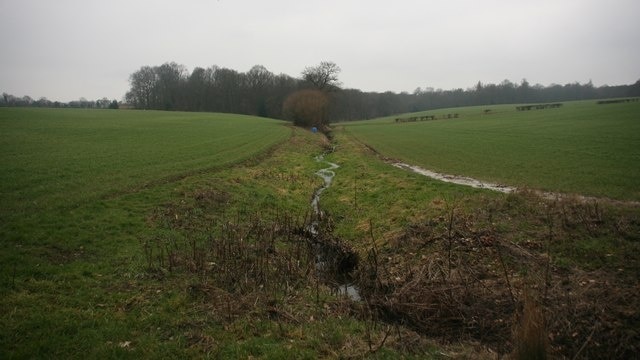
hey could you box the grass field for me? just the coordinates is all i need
[0,108,295,358]
[1,105,639,358]
[0,108,290,211]
[341,100,640,201]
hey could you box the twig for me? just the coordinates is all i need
[371,325,393,353]
[572,321,598,360]
[494,243,516,305]
[447,202,455,278]
[12,261,17,289]
[544,201,555,303]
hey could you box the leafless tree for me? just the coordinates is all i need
[302,61,342,91]
[125,66,157,109]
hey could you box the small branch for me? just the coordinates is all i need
[371,325,393,353]
[495,243,516,305]
[572,321,598,360]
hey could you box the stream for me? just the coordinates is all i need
[311,152,340,221]
[310,148,361,301]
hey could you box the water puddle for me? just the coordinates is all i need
[392,161,640,207]
[337,282,361,301]
[392,162,516,193]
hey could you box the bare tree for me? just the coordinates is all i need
[302,61,342,91]
[125,66,157,109]
[155,62,188,110]
[246,65,274,89]
[246,65,275,116]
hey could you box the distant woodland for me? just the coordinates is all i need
[3,61,639,123]
[122,62,640,122]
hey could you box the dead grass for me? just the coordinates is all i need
[513,293,548,360]
[352,191,640,358]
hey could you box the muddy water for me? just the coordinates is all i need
[311,150,361,301]
[392,161,640,207]
[392,162,516,193]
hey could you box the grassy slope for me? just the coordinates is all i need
[1,109,453,359]
[0,108,289,210]
[0,108,289,358]
[341,100,640,201]
[322,126,493,246]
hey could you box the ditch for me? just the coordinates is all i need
[310,146,361,301]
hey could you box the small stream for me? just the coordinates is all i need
[310,148,361,301]
[311,152,340,221]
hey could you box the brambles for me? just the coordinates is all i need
[144,211,315,294]
[144,199,362,318]
[348,191,640,358]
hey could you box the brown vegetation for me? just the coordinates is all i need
[353,192,640,358]
[283,89,329,128]
[144,172,639,358]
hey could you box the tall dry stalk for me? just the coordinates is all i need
[513,293,548,360]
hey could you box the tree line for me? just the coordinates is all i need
[330,79,640,121]
[0,93,119,109]
[124,61,640,122]
[4,61,639,123]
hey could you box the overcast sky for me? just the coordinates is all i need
[1,0,639,102]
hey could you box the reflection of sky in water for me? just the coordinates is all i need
[337,284,361,301]
[311,154,340,215]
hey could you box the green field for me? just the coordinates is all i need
[1,105,639,358]
[0,108,298,358]
[342,100,640,201]
[0,108,289,211]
